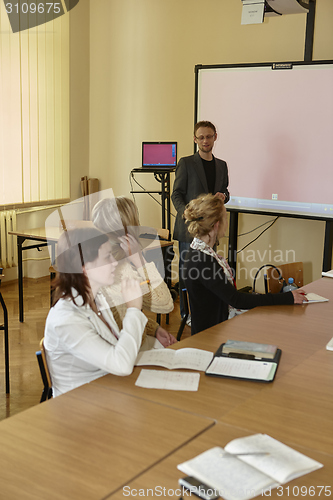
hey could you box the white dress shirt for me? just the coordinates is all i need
[44,290,147,397]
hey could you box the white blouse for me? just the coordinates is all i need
[44,290,147,397]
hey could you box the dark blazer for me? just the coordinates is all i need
[171,152,230,242]
[184,248,294,335]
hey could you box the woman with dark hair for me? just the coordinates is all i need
[44,227,147,396]
[183,194,307,335]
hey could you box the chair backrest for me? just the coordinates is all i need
[36,338,53,402]
[266,262,304,293]
[156,228,170,241]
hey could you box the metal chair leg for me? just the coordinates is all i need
[177,288,189,341]
[0,291,10,394]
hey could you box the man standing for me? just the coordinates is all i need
[171,120,230,321]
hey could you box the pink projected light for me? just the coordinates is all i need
[197,63,333,218]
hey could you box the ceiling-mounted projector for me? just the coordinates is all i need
[265,0,309,16]
[241,0,309,24]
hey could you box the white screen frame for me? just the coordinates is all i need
[195,61,333,220]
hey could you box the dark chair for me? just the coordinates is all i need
[36,338,52,402]
[177,288,190,341]
[0,269,10,394]
[49,265,56,306]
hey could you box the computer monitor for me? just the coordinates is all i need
[142,142,177,169]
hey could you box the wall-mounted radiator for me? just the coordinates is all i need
[0,210,18,268]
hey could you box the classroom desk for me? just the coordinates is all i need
[9,227,174,322]
[94,277,333,427]
[9,227,59,322]
[109,423,333,500]
[0,382,215,500]
[0,277,331,499]
[103,276,332,498]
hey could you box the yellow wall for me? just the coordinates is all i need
[70,0,333,290]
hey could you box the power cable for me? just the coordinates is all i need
[129,172,177,219]
[236,216,279,254]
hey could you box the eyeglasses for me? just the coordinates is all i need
[195,134,215,141]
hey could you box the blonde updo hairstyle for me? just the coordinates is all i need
[183,193,224,239]
[92,196,140,235]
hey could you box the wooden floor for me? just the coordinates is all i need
[0,277,189,421]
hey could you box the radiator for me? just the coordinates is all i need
[0,210,18,268]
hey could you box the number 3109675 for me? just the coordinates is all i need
[275,485,331,496]
[5,3,61,14]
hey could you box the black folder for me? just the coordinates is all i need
[205,343,281,383]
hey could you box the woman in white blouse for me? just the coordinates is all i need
[44,227,147,397]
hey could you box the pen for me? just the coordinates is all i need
[140,280,150,286]
[228,353,255,360]
[220,452,269,457]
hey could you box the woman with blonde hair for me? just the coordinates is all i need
[92,196,176,348]
[183,194,307,335]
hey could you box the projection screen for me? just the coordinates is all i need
[195,61,333,219]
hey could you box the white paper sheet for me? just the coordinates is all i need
[135,369,200,391]
[303,293,329,303]
[206,357,275,381]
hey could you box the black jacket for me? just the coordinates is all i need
[184,248,294,335]
[171,152,229,242]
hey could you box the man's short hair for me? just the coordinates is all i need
[194,121,216,136]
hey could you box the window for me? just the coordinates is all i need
[0,4,70,207]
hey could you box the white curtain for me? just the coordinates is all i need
[0,3,70,206]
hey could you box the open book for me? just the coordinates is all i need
[205,343,281,382]
[178,434,323,500]
[205,356,278,382]
[135,348,213,372]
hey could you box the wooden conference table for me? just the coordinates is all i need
[0,277,332,499]
[108,278,333,499]
[0,384,215,500]
[9,226,174,322]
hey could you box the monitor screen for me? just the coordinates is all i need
[142,142,177,168]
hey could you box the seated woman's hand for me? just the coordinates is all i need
[118,234,144,268]
[121,278,143,310]
[292,288,308,304]
[214,192,226,202]
[155,326,177,347]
